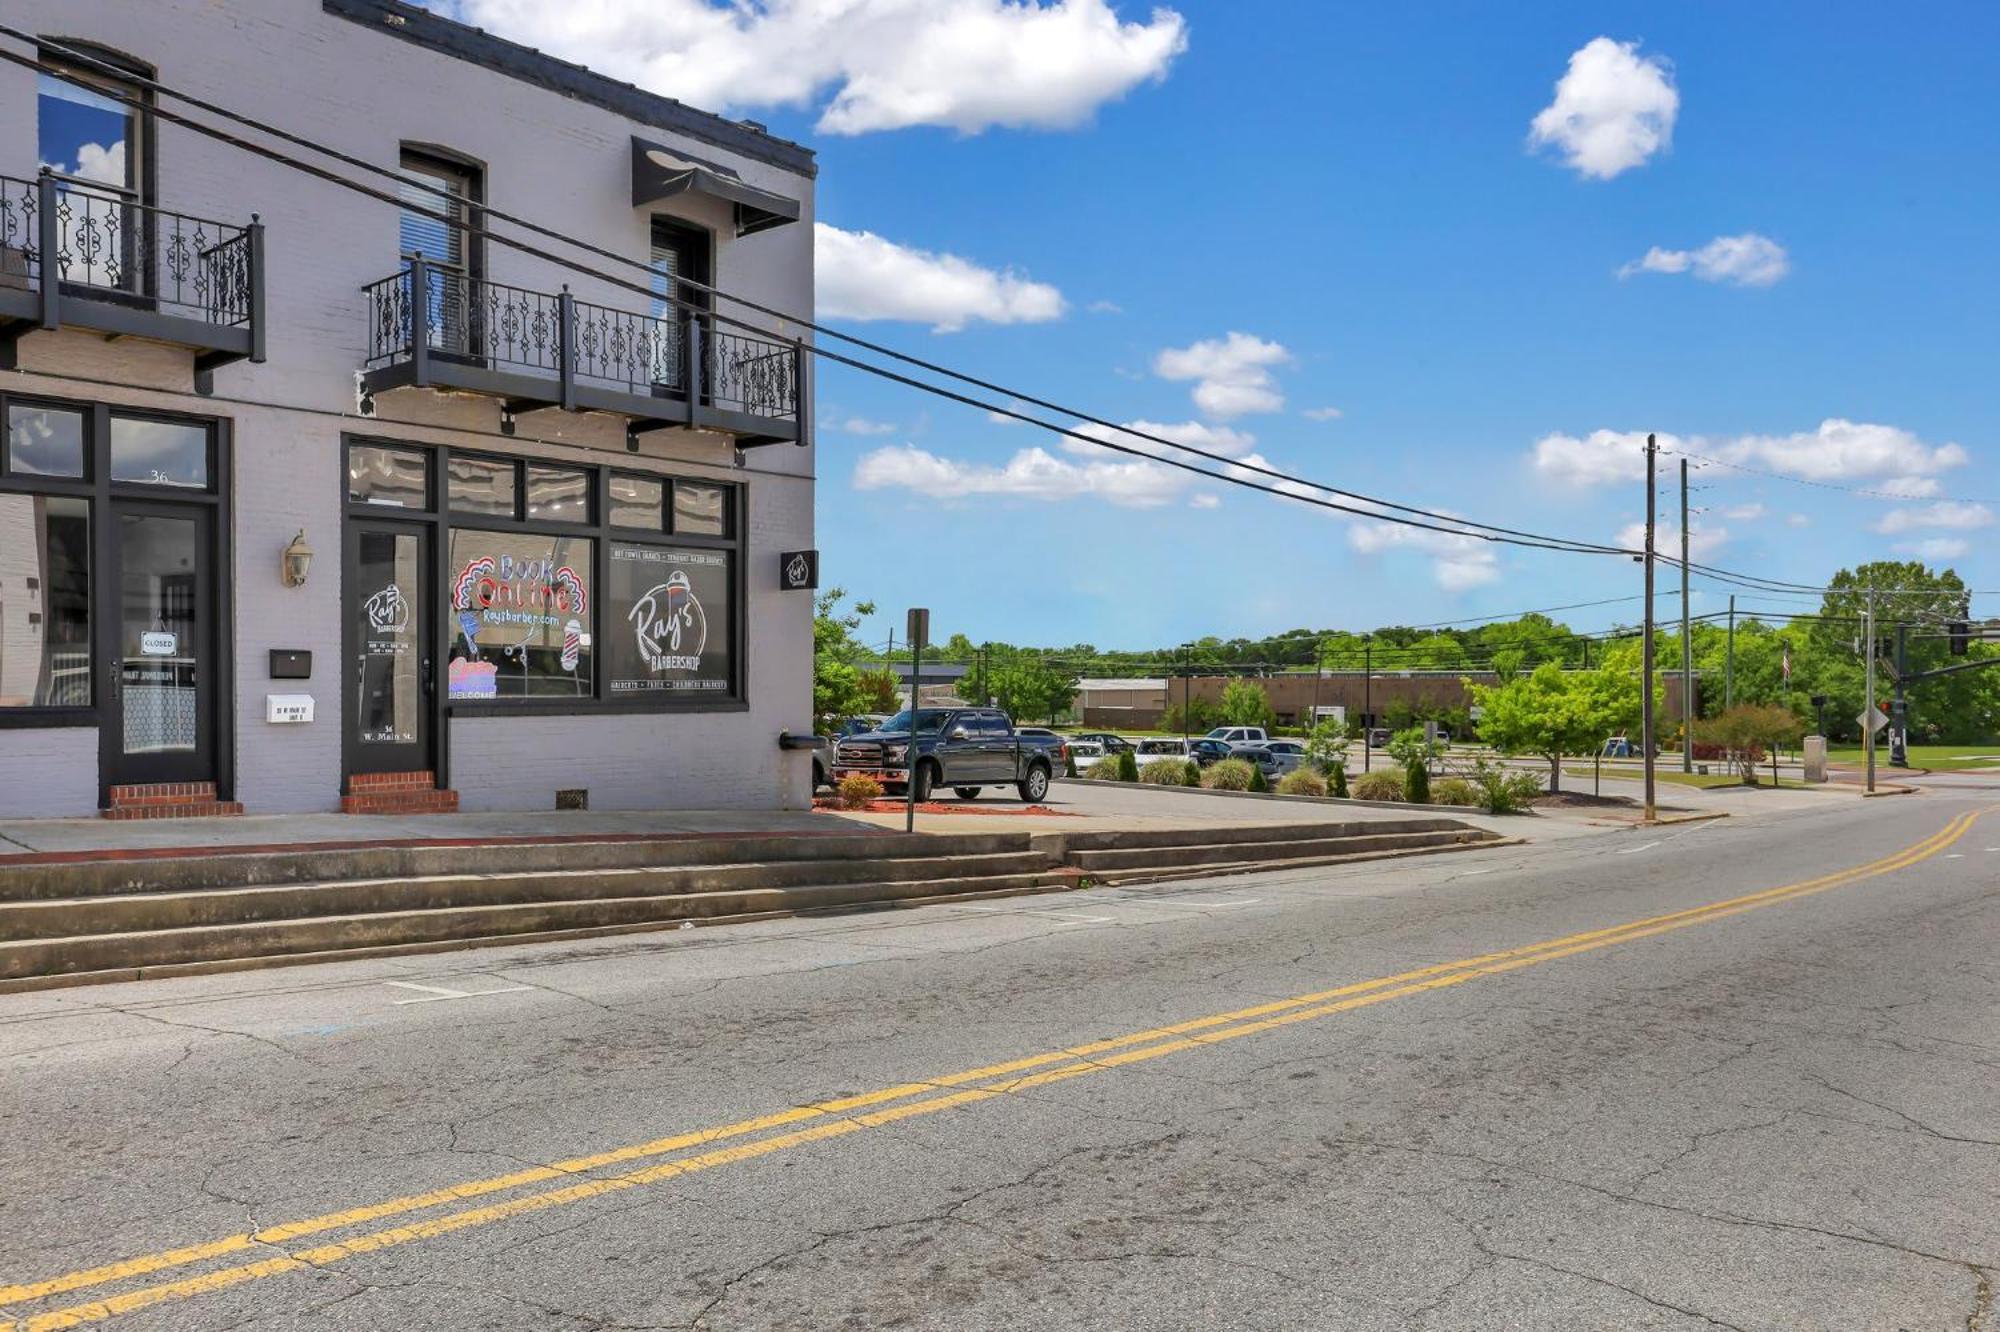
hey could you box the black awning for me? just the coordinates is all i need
[630,137,801,236]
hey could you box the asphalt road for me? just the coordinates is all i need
[3,790,1997,1330]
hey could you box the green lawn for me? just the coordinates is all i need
[1825,745,2000,772]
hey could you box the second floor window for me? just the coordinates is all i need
[37,53,147,294]
[398,149,480,355]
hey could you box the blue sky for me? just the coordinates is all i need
[448,1,2000,651]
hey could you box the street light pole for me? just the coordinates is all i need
[1724,595,1735,710]
[1680,458,1693,775]
[1864,586,1877,794]
[1642,434,1658,823]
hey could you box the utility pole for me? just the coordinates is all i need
[1642,435,1658,822]
[1863,586,1877,794]
[1363,634,1374,772]
[1309,637,1323,732]
[1724,595,1736,710]
[1680,458,1693,774]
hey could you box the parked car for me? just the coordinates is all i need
[1206,726,1269,746]
[1233,739,1307,779]
[832,708,1065,802]
[1136,738,1189,759]
[1066,740,1106,768]
[1187,738,1235,767]
[1073,731,1134,753]
[836,714,891,738]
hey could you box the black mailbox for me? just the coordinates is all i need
[269,649,313,680]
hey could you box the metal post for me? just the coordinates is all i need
[1724,594,1736,710]
[1179,645,1190,748]
[246,216,267,365]
[1864,586,1877,794]
[1642,435,1658,822]
[685,311,706,431]
[407,253,431,387]
[36,171,62,331]
[905,632,922,833]
[1680,458,1693,774]
[1310,638,1323,732]
[556,286,577,412]
[1891,623,1908,768]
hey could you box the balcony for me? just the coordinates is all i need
[360,260,805,448]
[0,171,265,393]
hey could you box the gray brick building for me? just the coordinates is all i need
[0,1,819,817]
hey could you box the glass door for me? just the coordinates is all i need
[348,520,434,775]
[108,504,214,784]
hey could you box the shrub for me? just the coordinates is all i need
[1404,762,1431,804]
[1202,758,1257,791]
[1329,764,1349,798]
[835,773,884,809]
[1116,749,1140,783]
[1432,777,1478,806]
[1276,768,1328,797]
[1140,759,1189,785]
[1084,757,1122,781]
[1183,759,1202,786]
[1352,769,1406,802]
[1467,760,1544,814]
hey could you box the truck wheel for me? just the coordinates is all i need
[1018,764,1050,803]
[911,761,937,803]
[954,787,982,801]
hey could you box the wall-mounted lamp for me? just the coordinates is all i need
[281,529,315,588]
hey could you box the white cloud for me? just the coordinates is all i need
[1346,520,1501,592]
[1719,503,1767,521]
[1303,406,1344,422]
[455,0,1187,136]
[1086,299,1124,315]
[1879,476,1943,498]
[1896,537,1971,561]
[1060,417,1259,463]
[1786,513,1810,528]
[1619,233,1790,287]
[836,416,898,436]
[1153,332,1292,419]
[1188,493,1221,510]
[855,443,1195,508]
[815,223,1064,332]
[1532,420,1971,490]
[1872,501,1994,535]
[1528,37,1678,179]
[1616,520,1730,562]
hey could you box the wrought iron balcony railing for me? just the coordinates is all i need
[0,171,265,392]
[361,259,804,447]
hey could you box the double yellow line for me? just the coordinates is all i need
[3,808,1985,1331]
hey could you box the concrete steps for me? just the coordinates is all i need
[0,817,1507,989]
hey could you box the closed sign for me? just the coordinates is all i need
[140,631,178,656]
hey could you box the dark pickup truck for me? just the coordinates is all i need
[831,707,1065,802]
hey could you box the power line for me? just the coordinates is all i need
[1661,445,1992,506]
[7,31,1633,561]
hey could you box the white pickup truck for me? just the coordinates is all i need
[1206,726,1269,746]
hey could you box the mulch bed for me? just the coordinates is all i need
[812,798,1070,818]
[1532,791,1637,809]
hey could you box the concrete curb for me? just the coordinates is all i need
[1052,776,1527,817]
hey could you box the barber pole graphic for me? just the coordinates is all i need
[561,619,582,672]
[452,557,496,610]
[459,610,482,653]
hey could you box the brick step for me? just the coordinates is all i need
[106,782,220,808]
[348,771,442,792]
[340,789,460,816]
[102,801,245,821]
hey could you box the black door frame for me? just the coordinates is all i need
[100,498,219,789]
[342,515,438,782]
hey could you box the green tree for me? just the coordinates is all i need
[855,668,900,714]
[1302,717,1351,777]
[1219,679,1276,727]
[1470,663,1643,793]
[992,658,1078,724]
[813,587,877,730]
[1386,727,1443,802]
[1692,704,1806,782]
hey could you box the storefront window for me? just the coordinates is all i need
[609,474,664,530]
[349,444,429,508]
[444,529,593,699]
[525,465,590,523]
[448,456,515,516]
[606,543,732,695]
[110,417,209,488]
[7,404,86,478]
[0,495,91,708]
[672,481,727,536]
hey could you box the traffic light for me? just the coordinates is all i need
[1949,621,1970,656]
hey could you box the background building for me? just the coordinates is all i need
[0,0,818,816]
